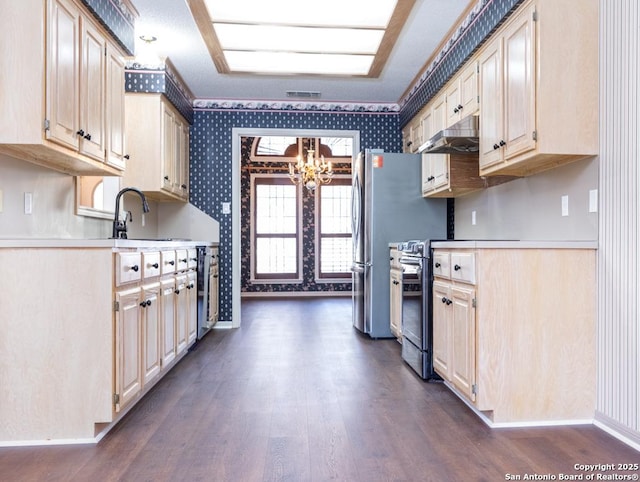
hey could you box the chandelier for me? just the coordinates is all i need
[288,149,334,191]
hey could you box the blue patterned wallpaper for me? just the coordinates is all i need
[190,109,401,321]
[80,0,136,55]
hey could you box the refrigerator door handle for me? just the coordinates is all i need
[351,262,371,273]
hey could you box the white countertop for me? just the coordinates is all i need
[430,240,597,249]
[0,238,218,249]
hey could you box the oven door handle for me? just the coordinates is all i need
[399,256,422,266]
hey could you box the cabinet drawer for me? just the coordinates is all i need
[433,252,451,278]
[161,250,176,275]
[176,249,189,271]
[187,248,198,270]
[450,252,476,284]
[142,251,161,279]
[115,252,142,286]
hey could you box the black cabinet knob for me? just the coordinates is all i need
[139,301,146,308]
[427,176,435,181]
[453,107,459,114]
[164,176,170,181]
[169,260,175,266]
[493,143,500,150]
[76,129,85,136]
[441,297,447,303]
[124,154,130,160]
[175,288,180,294]
[454,264,461,271]
[446,299,452,305]
[435,262,441,268]
[499,140,506,146]
[131,265,139,272]
[84,133,91,140]
[151,263,159,269]
[181,184,187,190]
[457,104,463,110]
[180,258,187,263]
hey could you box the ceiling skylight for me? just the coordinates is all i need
[187,0,416,77]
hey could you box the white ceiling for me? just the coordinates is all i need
[130,0,471,104]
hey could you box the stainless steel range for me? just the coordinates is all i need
[397,240,438,380]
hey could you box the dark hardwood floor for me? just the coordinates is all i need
[1,298,637,481]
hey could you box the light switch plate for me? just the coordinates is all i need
[589,189,598,213]
[471,210,476,225]
[24,192,33,215]
[561,195,569,217]
[222,202,231,214]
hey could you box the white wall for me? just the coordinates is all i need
[0,153,219,242]
[0,154,111,238]
[455,156,598,241]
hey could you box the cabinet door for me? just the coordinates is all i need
[209,259,219,324]
[115,286,142,412]
[451,286,476,402]
[445,78,461,128]
[478,37,504,170]
[432,280,452,380]
[432,92,447,134]
[46,0,81,150]
[175,274,188,355]
[187,271,197,344]
[431,155,449,191]
[460,61,479,116]
[503,2,536,160]
[106,44,126,170]
[421,153,433,194]
[78,18,106,161]
[161,278,176,367]
[161,104,175,193]
[141,282,161,385]
[389,269,402,339]
[178,121,190,198]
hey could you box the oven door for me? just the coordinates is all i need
[400,256,424,350]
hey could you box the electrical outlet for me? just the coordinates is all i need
[561,195,569,217]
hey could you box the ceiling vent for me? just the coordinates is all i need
[286,91,322,99]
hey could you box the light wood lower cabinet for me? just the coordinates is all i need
[114,285,143,412]
[0,244,205,445]
[432,246,596,425]
[390,268,403,341]
[141,282,161,386]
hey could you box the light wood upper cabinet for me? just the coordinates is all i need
[445,61,479,127]
[78,16,107,161]
[46,0,81,152]
[124,94,190,202]
[106,45,127,170]
[0,0,129,176]
[478,0,598,176]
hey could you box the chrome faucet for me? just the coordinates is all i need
[112,187,150,239]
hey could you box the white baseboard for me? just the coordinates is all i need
[594,412,640,452]
[444,380,594,429]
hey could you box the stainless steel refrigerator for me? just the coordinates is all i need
[351,149,447,338]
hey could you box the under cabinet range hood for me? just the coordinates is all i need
[418,114,479,154]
